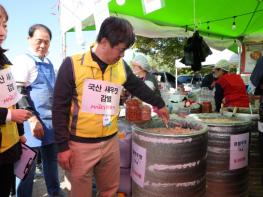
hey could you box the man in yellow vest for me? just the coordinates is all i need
[52,16,169,197]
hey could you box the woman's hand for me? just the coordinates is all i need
[28,116,44,139]
[11,109,32,123]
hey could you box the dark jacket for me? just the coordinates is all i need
[250,56,263,95]
[201,73,215,90]
[180,31,212,71]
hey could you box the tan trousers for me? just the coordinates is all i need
[66,136,120,197]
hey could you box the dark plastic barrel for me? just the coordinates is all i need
[191,113,251,197]
[224,112,263,197]
[131,118,208,197]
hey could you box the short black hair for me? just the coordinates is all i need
[28,24,52,40]
[97,16,135,48]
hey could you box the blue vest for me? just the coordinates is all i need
[23,54,55,147]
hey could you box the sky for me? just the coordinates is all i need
[1,0,97,70]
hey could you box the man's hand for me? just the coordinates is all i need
[58,149,72,171]
[11,109,32,123]
[28,116,44,139]
[155,106,170,125]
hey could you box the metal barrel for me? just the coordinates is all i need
[224,112,263,197]
[190,113,251,197]
[131,118,208,197]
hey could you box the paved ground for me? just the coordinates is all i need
[32,167,69,197]
[31,167,97,197]
[20,166,263,197]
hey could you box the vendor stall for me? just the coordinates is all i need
[58,1,263,197]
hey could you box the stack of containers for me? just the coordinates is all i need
[117,118,133,197]
[224,111,263,197]
[190,113,251,197]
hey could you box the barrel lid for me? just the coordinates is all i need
[132,118,208,137]
[189,113,251,126]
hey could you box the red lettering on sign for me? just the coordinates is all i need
[3,93,16,103]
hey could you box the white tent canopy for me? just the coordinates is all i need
[59,0,242,53]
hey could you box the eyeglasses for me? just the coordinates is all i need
[112,46,126,54]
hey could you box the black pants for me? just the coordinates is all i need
[0,163,14,197]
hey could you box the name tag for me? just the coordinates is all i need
[81,79,122,115]
[0,67,22,108]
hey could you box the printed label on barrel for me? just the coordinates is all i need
[131,142,146,188]
[229,132,249,170]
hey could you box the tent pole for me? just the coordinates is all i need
[176,67,178,90]
[59,0,66,62]
[193,0,196,31]
[175,60,178,90]
[61,32,67,60]
[237,44,241,74]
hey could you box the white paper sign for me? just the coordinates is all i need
[81,79,122,115]
[131,142,146,188]
[0,67,22,108]
[142,0,164,14]
[229,132,249,170]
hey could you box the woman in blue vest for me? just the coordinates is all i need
[12,24,63,197]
